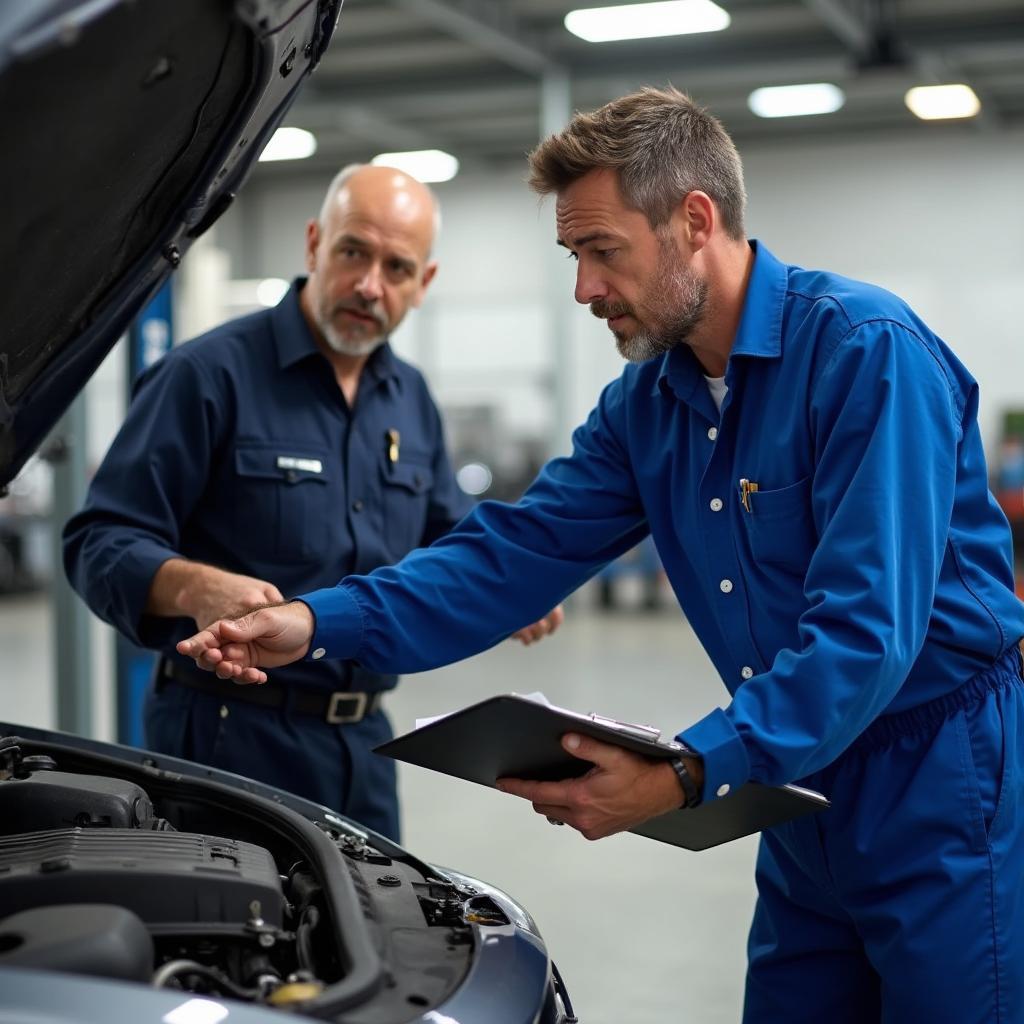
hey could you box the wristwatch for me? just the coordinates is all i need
[669,756,702,809]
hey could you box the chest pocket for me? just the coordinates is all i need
[739,474,816,574]
[232,444,335,563]
[380,454,434,558]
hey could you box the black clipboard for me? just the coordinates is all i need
[375,694,829,852]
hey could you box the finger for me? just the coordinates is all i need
[546,606,565,635]
[266,585,285,604]
[234,667,267,685]
[496,777,574,804]
[176,630,219,658]
[532,802,573,822]
[197,648,224,669]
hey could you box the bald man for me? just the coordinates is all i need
[63,165,561,840]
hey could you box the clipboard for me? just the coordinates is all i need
[375,694,829,852]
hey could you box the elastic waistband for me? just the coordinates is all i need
[851,645,1024,755]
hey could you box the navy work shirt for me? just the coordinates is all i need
[63,280,471,692]
[298,242,1024,798]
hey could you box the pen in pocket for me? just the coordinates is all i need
[739,478,759,512]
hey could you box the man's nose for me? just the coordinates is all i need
[574,264,607,305]
[355,263,384,302]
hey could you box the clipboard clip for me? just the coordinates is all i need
[588,713,663,742]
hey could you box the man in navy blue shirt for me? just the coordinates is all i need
[63,164,562,841]
[179,91,1024,1021]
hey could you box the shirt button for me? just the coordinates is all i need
[707,427,718,441]
[709,498,724,512]
[741,666,754,680]
[351,500,364,513]
[311,647,326,660]
[219,705,229,719]
[719,579,733,593]
[716,784,731,798]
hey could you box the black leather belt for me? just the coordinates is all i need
[159,660,383,725]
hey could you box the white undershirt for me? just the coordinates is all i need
[704,374,729,413]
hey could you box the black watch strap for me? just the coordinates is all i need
[669,757,702,809]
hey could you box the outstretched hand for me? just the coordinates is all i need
[496,733,697,840]
[175,600,316,684]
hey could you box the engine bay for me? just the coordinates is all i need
[0,733,514,1021]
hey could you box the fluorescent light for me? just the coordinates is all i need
[748,83,846,118]
[371,149,459,183]
[258,126,317,162]
[905,84,980,121]
[565,0,730,42]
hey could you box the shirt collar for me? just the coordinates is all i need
[270,277,402,391]
[654,239,787,401]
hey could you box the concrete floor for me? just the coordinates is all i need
[0,587,757,1023]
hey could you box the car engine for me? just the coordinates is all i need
[0,732,573,1021]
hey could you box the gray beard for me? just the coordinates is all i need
[321,323,386,358]
[616,257,709,364]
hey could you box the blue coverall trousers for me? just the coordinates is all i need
[744,647,1024,1023]
[144,679,400,841]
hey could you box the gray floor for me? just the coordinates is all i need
[0,586,756,1023]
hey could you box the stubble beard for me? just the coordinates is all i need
[593,237,709,365]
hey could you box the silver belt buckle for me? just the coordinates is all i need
[326,691,367,724]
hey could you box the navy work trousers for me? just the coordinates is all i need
[744,647,1024,1023]
[143,681,400,841]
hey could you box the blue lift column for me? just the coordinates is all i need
[116,283,173,746]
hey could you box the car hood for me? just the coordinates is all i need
[0,0,342,489]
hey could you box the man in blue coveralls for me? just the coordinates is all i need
[178,89,1024,1021]
[63,164,562,842]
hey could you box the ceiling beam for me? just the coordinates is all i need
[388,0,562,77]
[802,0,1001,130]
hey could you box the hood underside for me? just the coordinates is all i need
[0,0,341,488]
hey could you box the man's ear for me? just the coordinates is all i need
[413,260,439,307]
[304,220,320,273]
[676,191,716,252]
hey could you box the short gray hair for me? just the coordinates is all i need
[318,163,442,243]
[528,86,746,239]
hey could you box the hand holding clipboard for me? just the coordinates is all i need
[375,694,829,851]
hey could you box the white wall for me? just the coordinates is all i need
[214,127,1024,460]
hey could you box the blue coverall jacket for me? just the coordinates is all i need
[299,242,1024,1022]
[63,281,471,840]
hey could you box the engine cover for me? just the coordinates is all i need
[0,828,283,929]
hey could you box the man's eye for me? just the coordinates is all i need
[596,248,618,260]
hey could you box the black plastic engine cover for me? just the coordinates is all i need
[0,904,153,981]
[0,770,159,834]
[0,828,283,928]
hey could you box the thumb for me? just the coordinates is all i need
[219,615,259,641]
[561,732,621,767]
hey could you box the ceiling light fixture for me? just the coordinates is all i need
[564,0,730,43]
[748,83,846,118]
[904,84,981,121]
[258,126,317,162]
[371,149,460,183]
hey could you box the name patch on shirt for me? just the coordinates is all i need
[276,455,323,474]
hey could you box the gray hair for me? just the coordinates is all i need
[527,86,746,240]
[318,163,442,245]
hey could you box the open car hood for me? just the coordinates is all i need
[0,0,342,489]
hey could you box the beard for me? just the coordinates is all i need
[591,235,709,364]
[316,294,389,357]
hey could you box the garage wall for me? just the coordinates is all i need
[218,126,1024,465]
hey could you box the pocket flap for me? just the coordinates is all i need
[383,460,434,494]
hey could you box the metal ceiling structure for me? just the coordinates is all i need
[262,0,1024,178]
